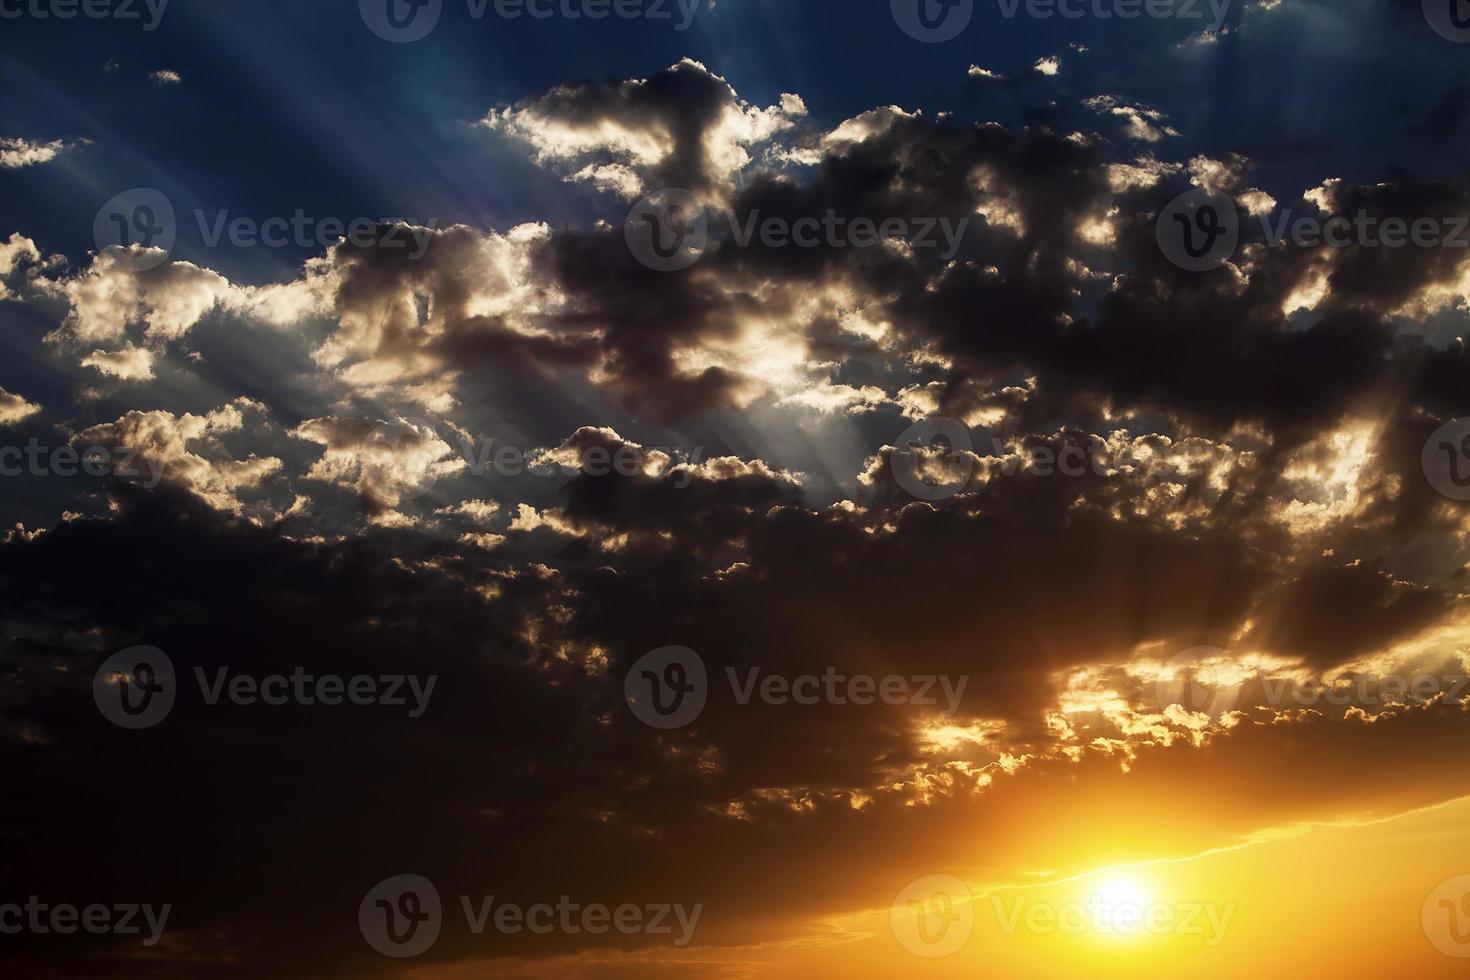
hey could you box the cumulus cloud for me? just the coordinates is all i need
[80,343,156,380]
[0,388,40,425]
[0,232,41,300]
[293,415,464,510]
[75,399,283,513]
[0,136,83,169]
[1084,95,1179,142]
[40,245,329,380]
[483,59,806,200]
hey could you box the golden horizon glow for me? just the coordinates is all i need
[403,795,1470,979]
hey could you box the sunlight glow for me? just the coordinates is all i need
[1090,876,1152,936]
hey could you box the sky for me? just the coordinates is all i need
[5,0,1470,976]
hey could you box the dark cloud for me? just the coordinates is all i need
[8,45,1470,980]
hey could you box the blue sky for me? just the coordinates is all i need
[5,0,1469,284]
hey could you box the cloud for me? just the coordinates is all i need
[76,400,283,514]
[293,416,464,511]
[0,388,40,425]
[40,245,329,380]
[0,136,83,169]
[4,61,1470,975]
[0,232,41,299]
[80,343,156,380]
[1084,95,1179,142]
[48,248,237,347]
[483,59,806,200]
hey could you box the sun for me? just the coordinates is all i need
[1089,875,1152,936]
